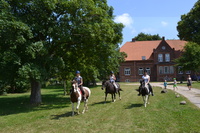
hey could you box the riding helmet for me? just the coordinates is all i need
[76,70,80,74]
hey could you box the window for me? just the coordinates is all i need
[142,56,146,60]
[158,54,163,62]
[165,54,170,62]
[178,66,183,74]
[159,66,174,74]
[138,68,143,75]
[159,66,163,74]
[186,70,191,74]
[170,66,174,74]
[124,68,131,75]
[125,79,130,82]
[164,66,169,74]
[146,68,151,75]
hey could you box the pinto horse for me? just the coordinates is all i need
[101,80,122,103]
[139,79,150,107]
[70,81,91,116]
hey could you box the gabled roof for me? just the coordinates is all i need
[120,39,187,61]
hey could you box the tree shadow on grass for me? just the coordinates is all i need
[125,103,143,109]
[0,93,70,116]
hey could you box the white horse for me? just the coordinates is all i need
[70,81,91,116]
[139,80,150,107]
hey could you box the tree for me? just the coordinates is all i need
[0,1,33,93]
[177,0,200,44]
[175,42,200,79]
[0,0,124,104]
[133,32,162,41]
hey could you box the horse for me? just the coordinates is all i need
[101,80,122,103]
[70,81,91,116]
[139,79,151,107]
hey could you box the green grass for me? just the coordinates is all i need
[177,81,200,89]
[0,84,200,133]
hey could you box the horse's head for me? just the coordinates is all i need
[101,80,107,90]
[71,80,78,92]
[140,79,145,88]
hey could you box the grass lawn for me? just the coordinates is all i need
[177,81,200,89]
[0,84,200,133]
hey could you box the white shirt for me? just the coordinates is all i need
[142,75,150,83]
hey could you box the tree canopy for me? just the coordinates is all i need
[133,32,162,41]
[176,0,200,77]
[177,0,200,44]
[175,42,200,75]
[0,0,125,104]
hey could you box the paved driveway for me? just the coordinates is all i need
[150,82,200,108]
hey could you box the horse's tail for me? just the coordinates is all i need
[119,88,123,91]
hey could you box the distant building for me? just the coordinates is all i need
[119,37,191,82]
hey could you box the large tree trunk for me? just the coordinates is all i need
[30,80,42,105]
[63,79,66,96]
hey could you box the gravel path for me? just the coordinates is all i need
[150,82,200,108]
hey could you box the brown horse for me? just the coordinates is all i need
[101,80,122,103]
[70,81,91,116]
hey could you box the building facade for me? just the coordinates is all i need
[119,37,191,82]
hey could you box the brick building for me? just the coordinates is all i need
[119,37,191,82]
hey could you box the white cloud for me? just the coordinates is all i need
[114,13,134,28]
[141,28,156,33]
[161,21,168,27]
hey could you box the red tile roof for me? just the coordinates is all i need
[120,39,187,61]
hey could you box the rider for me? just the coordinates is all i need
[74,70,86,100]
[109,71,118,93]
[138,70,154,96]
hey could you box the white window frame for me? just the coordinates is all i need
[158,54,163,62]
[159,66,163,74]
[164,66,169,74]
[170,66,174,74]
[125,79,130,82]
[124,68,131,75]
[142,56,146,60]
[146,68,151,75]
[165,53,170,62]
[186,70,191,74]
[178,66,183,74]
[138,68,143,75]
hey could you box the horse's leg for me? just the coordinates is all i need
[148,95,150,104]
[104,93,108,104]
[72,102,75,116]
[118,91,121,100]
[82,99,88,114]
[76,99,81,115]
[113,93,116,102]
[142,96,146,107]
[145,95,149,107]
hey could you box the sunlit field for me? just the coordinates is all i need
[1,83,200,133]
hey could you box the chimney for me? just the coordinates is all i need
[162,36,165,40]
[132,38,136,42]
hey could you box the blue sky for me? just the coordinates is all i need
[107,0,198,46]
